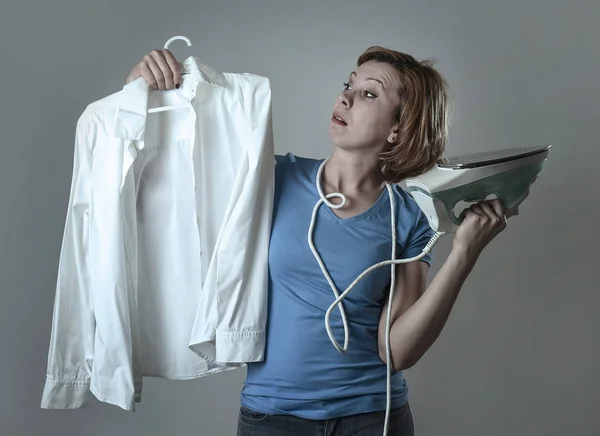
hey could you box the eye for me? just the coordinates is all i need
[363,90,377,98]
[343,82,377,98]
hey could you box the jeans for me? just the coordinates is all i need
[236,403,414,436]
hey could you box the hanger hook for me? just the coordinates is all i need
[164,35,192,50]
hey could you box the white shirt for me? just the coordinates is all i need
[41,57,274,411]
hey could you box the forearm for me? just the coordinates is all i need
[388,245,479,371]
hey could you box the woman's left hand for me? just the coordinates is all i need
[452,198,510,257]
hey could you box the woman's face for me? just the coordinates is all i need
[328,60,401,155]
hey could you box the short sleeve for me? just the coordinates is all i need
[399,203,436,265]
[274,154,286,167]
[274,152,299,174]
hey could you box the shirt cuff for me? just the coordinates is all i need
[40,378,89,409]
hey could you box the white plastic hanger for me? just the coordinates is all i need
[147,35,194,114]
[164,35,192,50]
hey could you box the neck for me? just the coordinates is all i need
[323,148,386,194]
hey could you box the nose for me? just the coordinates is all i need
[338,92,350,108]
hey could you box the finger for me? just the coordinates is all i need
[143,53,166,90]
[139,62,158,89]
[489,199,507,219]
[150,49,175,90]
[468,204,486,218]
[460,205,480,220]
[162,49,182,88]
[487,199,508,227]
[460,207,476,220]
[478,201,499,221]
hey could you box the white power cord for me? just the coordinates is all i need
[308,158,445,435]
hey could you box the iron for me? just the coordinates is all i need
[405,145,551,233]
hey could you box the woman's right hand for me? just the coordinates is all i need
[126,49,182,90]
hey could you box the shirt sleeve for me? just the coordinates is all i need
[40,112,95,409]
[399,197,436,266]
[192,74,274,363]
[274,154,287,167]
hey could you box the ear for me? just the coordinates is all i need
[387,126,399,144]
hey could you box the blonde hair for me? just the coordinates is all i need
[357,46,451,183]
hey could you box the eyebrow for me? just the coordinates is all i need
[350,71,385,89]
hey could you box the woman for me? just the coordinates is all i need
[126,46,508,436]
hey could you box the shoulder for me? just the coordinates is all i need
[272,153,323,197]
[391,185,428,225]
[75,99,113,142]
[236,73,272,109]
[275,152,322,176]
[77,85,131,130]
[85,82,133,113]
[275,152,320,167]
[239,72,271,88]
[391,185,435,258]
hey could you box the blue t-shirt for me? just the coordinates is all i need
[240,153,435,420]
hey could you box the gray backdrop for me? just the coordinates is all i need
[1,0,598,435]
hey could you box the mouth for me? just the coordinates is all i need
[331,113,347,126]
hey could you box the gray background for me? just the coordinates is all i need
[1,0,598,435]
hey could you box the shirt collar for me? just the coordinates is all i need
[113,57,227,140]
